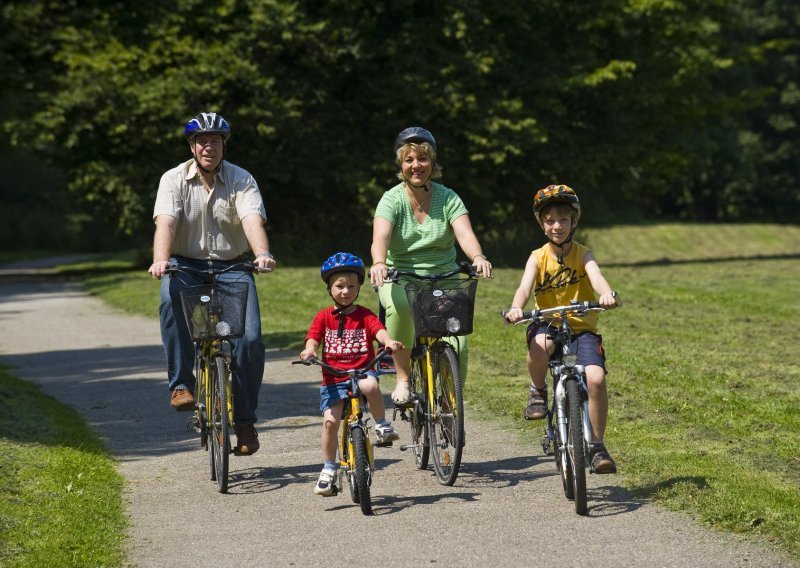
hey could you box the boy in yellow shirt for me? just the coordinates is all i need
[505,185,618,473]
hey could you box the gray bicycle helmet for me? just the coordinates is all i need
[393,126,436,152]
[185,112,231,141]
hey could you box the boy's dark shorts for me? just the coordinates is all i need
[526,322,606,371]
[319,371,379,413]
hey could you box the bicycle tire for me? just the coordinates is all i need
[566,378,588,515]
[343,422,360,504]
[428,344,464,486]
[351,427,373,515]
[554,382,574,499]
[409,357,429,469]
[210,355,230,493]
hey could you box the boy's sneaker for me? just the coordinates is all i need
[523,386,547,420]
[590,445,617,474]
[314,469,337,496]
[375,422,400,446]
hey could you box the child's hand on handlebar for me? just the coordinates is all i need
[383,340,404,353]
[299,348,317,361]
[598,291,618,309]
[504,306,524,323]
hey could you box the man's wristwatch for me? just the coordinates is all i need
[256,252,274,260]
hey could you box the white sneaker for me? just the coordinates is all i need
[375,422,400,445]
[314,469,337,496]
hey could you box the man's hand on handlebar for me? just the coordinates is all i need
[148,260,171,280]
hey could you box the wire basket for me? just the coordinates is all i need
[179,283,249,340]
[405,278,477,337]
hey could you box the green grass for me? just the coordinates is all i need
[0,367,127,567]
[80,222,799,556]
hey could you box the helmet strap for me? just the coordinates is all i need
[330,294,360,338]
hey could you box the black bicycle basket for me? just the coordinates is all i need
[180,283,249,340]
[405,277,477,337]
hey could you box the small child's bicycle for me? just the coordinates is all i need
[387,261,478,486]
[165,261,267,493]
[502,301,608,515]
[292,349,393,515]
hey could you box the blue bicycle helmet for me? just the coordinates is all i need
[393,126,436,152]
[320,252,366,285]
[185,112,231,141]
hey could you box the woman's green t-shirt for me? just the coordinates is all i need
[374,182,468,275]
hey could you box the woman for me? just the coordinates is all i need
[369,126,492,404]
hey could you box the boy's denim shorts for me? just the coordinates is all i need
[319,371,379,413]
[526,322,606,371]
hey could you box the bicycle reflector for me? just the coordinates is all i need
[215,321,232,337]
[446,317,461,334]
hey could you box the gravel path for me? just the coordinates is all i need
[0,280,793,568]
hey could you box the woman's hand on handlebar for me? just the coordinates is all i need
[370,262,388,288]
[471,256,493,279]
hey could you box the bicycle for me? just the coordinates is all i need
[386,261,478,486]
[292,349,393,515]
[502,300,609,515]
[165,261,268,493]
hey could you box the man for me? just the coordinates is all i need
[148,112,276,455]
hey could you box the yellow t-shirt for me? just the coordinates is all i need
[532,241,598,333]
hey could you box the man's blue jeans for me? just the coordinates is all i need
[159,256,265,425]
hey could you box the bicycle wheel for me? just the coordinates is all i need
[428,344,464,486]
[553,381,574,499]
[210,355,231,493]
[351,426,373,515]
[566,378,588,515]
[409,357,429,469]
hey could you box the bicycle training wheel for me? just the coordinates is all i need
[351,427,373,515]
[566,378,588,515]
[210,355,231,493]
[409,358,430,469]
[428,344,464,486]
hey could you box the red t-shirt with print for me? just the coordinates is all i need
[305,305,386,385]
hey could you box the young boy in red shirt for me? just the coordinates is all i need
[300,252,404,496]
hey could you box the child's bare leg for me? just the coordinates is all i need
[528,334,551,389]
[524,335,552,420]
[585,364,608,443]
[359,376,385,422]
[321,401,344,462]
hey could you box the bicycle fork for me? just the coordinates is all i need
[552,372,592,467]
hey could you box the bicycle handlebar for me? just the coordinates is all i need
[165,262,272,277]
[291,349,393,378]
[385,260,477,283]
[500,301,604,324]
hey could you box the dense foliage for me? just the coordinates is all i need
[1,0,797,260]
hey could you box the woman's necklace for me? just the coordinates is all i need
[405,184,431,212]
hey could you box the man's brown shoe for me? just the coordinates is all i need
[170,388,195,411]
[234,423,259,456]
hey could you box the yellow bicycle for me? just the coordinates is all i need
[166,262,266,493]
[387,262,478,486]
[293,349,393,515]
